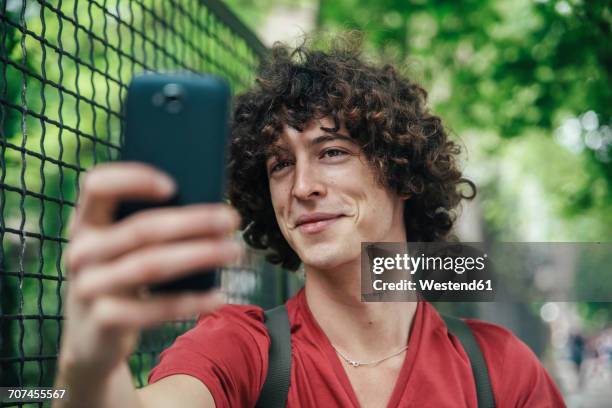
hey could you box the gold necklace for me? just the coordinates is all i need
[331,344,409,368]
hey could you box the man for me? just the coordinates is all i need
[55,40,565,407]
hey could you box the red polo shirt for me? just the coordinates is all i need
[149,288,566,407]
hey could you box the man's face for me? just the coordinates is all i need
[266,117,407,271]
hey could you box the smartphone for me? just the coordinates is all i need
[116,73,231,293]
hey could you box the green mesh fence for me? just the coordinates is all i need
[0,1,298,405]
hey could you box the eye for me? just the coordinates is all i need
[322,148,348,158]
[270,160,292,174]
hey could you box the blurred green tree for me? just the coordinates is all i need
[318,0,611,214]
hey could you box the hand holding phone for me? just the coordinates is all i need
[56,73,240,405]
[60,162,241,390]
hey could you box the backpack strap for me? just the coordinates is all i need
[256,306,495,408]
[255,305,292,408]
[441,314,496,408]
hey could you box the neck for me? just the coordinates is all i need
[304,258,417,360]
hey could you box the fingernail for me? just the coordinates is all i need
[198,291,224,310]
[157,175,177,194]
[227,240,244,257]
[216,210,238,230]
[209,291,225,305]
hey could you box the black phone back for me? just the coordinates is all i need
[118,73,231,293]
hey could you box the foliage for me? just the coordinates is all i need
[317,0,611,223]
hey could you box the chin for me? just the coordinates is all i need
[296,239,360,271]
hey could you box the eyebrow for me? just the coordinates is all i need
[265,133,357,159]
[310,134,357,147]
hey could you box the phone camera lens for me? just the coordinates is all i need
[163,83,183,99]
[161,83,184,114]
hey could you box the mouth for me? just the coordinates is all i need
[295,213,344,234]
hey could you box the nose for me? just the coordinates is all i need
[292,158,325,200]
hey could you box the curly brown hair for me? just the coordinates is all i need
[227,38,476,271]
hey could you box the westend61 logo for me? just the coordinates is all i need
[361,242,496,302]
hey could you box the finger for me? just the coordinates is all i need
[74,239,243,299]
[65,204,240,274]
[92,290,225,331]
[74,162,177,230]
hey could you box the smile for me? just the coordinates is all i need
[297,215,343,234]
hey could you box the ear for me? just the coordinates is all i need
[400,194,411,200]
